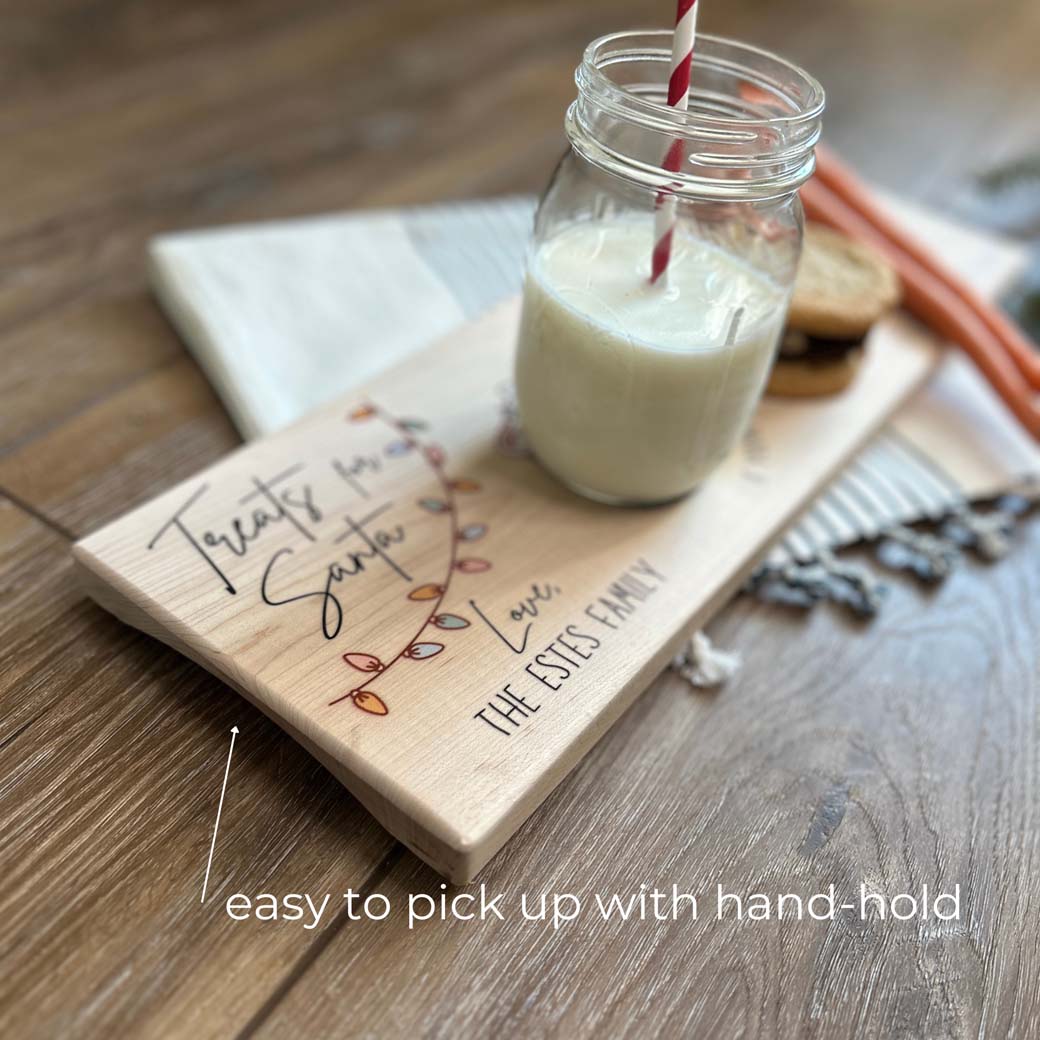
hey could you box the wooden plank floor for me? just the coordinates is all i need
[1,1,1038,1036]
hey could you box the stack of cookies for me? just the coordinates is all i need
[768,223,902,397]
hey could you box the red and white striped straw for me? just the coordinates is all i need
[650,0,698,285]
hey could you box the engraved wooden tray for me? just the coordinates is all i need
[73,297,938,881]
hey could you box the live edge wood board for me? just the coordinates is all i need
[72,297,937,882]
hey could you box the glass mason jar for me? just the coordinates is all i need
[515,30,825,505]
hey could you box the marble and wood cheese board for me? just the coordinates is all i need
[73,296,940,881]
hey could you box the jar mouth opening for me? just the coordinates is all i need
[571,30,825,199]
[579,30,825,137]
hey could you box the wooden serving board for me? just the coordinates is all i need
[73,297,938,881]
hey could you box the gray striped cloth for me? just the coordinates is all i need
[769,428,967,565]
[149,196,1039,584]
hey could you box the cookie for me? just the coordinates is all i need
[787,223,901,339]
[766,223,900,398]
[767,345,864,397]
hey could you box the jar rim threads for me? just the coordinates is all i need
[570,31,825,200]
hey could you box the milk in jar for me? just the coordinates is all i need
[515,219,786,503]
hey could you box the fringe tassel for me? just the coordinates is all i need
[671,630,741,689]
[941,504,1015,560]
[876,524,958,582]
[745,554,886,617]
[748,501,1029,617]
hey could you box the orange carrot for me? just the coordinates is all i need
[814,143,1040,390]
[801,176,1040,440]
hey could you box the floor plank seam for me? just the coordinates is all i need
[0,350,186,466]
[0,488,77,541]
[232,842,407,1040]
[0,714,40,754]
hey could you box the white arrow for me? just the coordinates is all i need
[200,726,239,904]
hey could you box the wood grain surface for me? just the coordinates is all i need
[1,1,1038,1037]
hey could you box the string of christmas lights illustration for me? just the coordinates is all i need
[329,403,490,715]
